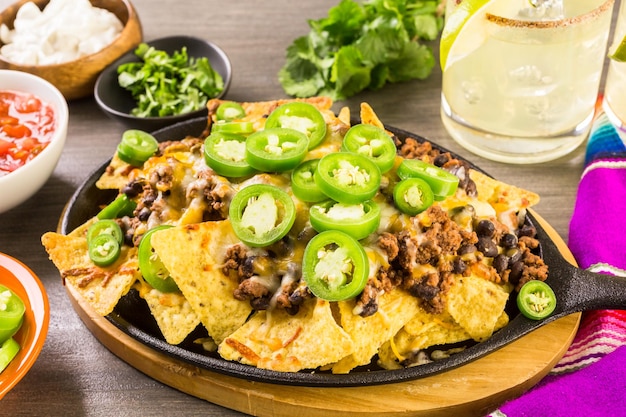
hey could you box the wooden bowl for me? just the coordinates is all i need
[0,0,143,100]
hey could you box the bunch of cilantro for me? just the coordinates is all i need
[279,0,444,100]
[117,43,224,118]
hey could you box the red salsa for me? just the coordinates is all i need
[0,90,55,177]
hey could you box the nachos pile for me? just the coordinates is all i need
[42,97,548,373]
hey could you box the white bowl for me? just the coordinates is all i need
[0,69,68,213]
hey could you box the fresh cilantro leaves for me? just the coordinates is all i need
[117,43,224,118]
[279,0,444,100]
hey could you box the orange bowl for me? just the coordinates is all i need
[0,253,49,399]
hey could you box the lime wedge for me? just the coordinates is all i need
[440,0,519,71]
[439,0,491,70]
[609,35,626,62]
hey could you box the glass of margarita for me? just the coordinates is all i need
[440,0,615,164]
[603,0,626,130]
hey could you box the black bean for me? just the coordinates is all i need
[122,180,144,198]
[476,220,495,238]
[500,233,518,249]
[507,248,523,265]
[465,179,477,197]
[250,296,270,310]
[458,243,477,255]
[433,153,449,167]
[509,261,524,284]
[518,224,537,238]
[477,236,498,257]
[493,254,509,274]
[452,258,467,274]
[409,283,440,300]
[137,207,151,221]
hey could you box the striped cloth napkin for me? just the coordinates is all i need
[488,102,626,417]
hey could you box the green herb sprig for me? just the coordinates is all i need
[279,0,445,100]
[117,43,224,118]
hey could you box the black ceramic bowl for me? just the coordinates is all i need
[94,35,231,131]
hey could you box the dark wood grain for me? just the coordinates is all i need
[0,0,602,415]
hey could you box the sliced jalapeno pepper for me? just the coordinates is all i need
[117,129,159,167]
[309,200,381,240]
[229,184,296,247]
[341,124,397,173]
[88,233,121,267]
[264,102,327,150]
[211,120,254,135]
[302,230,369,301]
[314,152,381,204]
[393,178,434,216]
[138,225,179,293]
[216,101,246,121]
[517,280,556,320]
[397,159,459,200]
[96,194,137,220]
[245,128,309,172]
[0,337,20,374]
[87,219,123,246]
[204,132,256,178]
[290,159,326,203]
[0,285,25,344]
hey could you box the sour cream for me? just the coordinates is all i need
[0,0,123,65]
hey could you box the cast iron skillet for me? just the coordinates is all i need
[61,117,626,387]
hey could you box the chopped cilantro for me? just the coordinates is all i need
[279,0,444,100]
[117,43,224,118]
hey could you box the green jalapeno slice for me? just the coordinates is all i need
[264,102,327,150]
[204,132,256,178]
[88,233,121,267]
[117,129,159,167]
[393,178,434,216]
[0,285,25,344]
[96,194,137,220]
[211,120,254,135]
[229,184,296,247]
[397,159,459,200]
[341,124,397,173]
[302,230,369,301]
[245,128,309,172]
[517,280,556,320]
[314,152,381,204]
[138,225,179,293]
[87,220,124,246]
[290,159,326,203]
[0,337,20,374]
[216,101,246,121]
[309,200,381,240]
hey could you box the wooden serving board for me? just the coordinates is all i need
[65,214,580,417]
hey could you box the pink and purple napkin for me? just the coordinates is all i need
[488,101,626,417]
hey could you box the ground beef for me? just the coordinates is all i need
[399,137,477,197]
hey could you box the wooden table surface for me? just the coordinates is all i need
[0,0,607,415]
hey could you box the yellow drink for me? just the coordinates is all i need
[441,0,614,164]
[604,0,626,130]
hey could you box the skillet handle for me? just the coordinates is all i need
[554,265,626,315]
[531,214,626,316]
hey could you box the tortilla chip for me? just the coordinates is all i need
[470,169,540,210]
[42,229,139,316]
[218,298,353,372]
[360,102,385,129]
[95,155,136,190]
[377,307,471,369]
[446,275,511,342]
[149,220,253,344]
[141,285,201,345]
[331,289,420,374]
[337,106,350,125]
